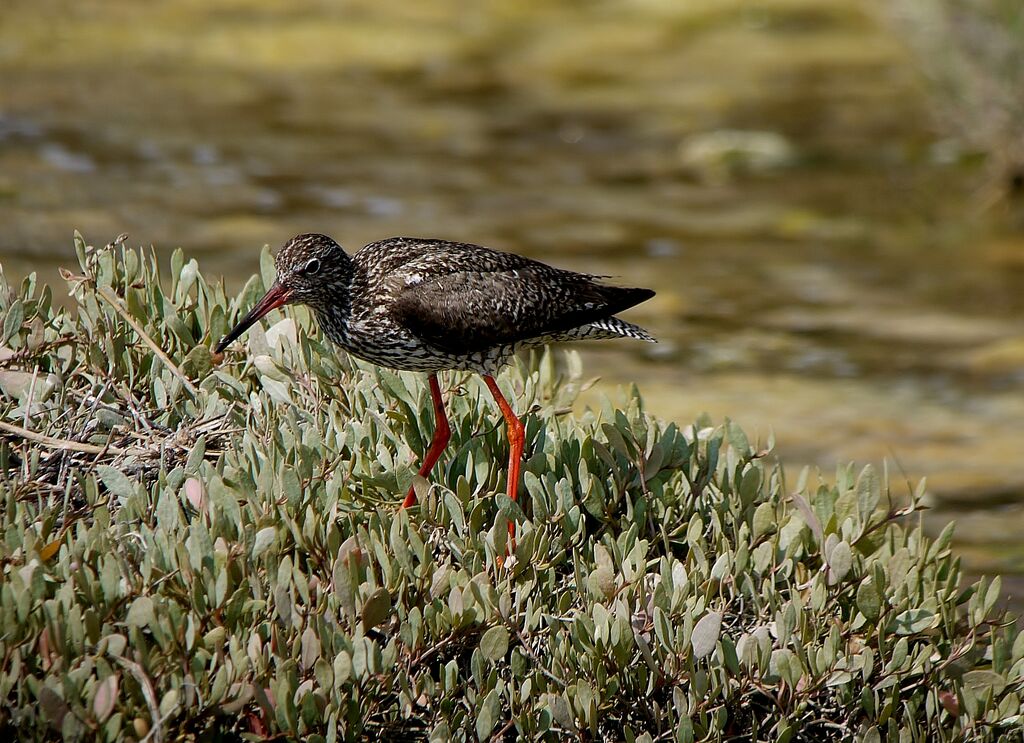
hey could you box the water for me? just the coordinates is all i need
[3,0,1023,600]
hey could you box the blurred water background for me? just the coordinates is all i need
[2,1,1024,601]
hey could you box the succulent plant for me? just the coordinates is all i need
[0,235,1020,741]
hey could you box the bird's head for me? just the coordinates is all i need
[215,233,352,353]
[272,233,352,305]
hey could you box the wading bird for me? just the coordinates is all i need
[216,234,655,547]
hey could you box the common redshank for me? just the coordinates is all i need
[216,234,655,545]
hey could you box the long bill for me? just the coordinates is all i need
[215,282,293,353]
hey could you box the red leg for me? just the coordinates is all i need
[401,373,451,508]
[483,375,524,550]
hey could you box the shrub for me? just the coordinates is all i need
[0,235,1022,741]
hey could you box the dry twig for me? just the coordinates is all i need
[0,420,148,457]
[95,285,199,399]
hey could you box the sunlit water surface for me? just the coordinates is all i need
[3,0,1023,601]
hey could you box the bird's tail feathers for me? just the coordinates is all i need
[587,316,656,342]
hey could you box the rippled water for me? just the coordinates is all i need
[3,0,1023,598]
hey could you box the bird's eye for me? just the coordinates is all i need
[303,258,321,275]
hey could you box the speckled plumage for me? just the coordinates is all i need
[258,233,656,374]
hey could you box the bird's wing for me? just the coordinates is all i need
[384,242,653,355]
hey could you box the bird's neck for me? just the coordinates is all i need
[312,303,349,346]
[309,271,357,346]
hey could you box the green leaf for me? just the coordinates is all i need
[602,423,632,457]
[983,576,1002,616]
[480,625,510,662]
[475,689,500,741]
[787,492,822,546]
[770,648,801,686]
[587,566,616,600]
[182,344,213,378]
[2,298,24,344]
[691,612,722,659]
[155,488,181,530]
[575,680,595,726]
[361,588,392,631]
[443,492,465,532]
[752,502,776,538]
[259,245,276,290]
[855,464,880,522]
[170,247,185,284]
[252,527,277,558]
[159,688,179,719]
[889,609,936,636]
[856,580,881,621]
[301,626,321,670]
[726,419,751,457]
[1012,628,1024,663]
[96,465,135,500]
[827,541,853,584]
[126,597,154,629]
[962,670,1007,697]
[333,651,352,686]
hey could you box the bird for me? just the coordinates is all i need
[216,233,655,548]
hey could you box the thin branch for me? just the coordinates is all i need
[112,654,165,743]
[0,420,148,457]
[95,285,199,399]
